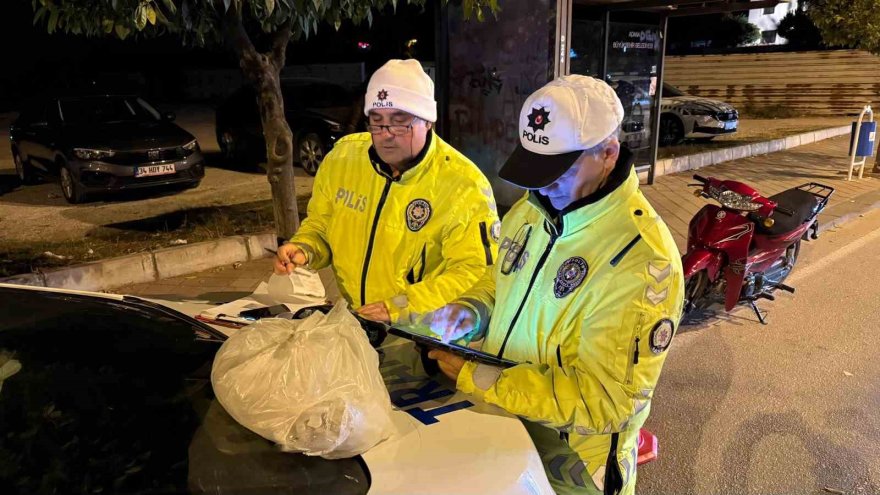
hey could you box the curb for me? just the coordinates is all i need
[652,125,851,178]
[0,232,277,292]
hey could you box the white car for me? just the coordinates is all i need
[660,83,739,146]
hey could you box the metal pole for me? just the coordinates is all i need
[849,105,869,181]
[647,15,668,186]
[434,0,450,138]
[859,106,873,179]
[601,10,610,79]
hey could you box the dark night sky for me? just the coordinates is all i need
[0,1,436,109]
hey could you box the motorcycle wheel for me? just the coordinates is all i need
[683,270,708,315]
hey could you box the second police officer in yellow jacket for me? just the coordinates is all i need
[428,75,685,495]
[274,59,500,324]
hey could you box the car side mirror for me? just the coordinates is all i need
[163,112,176,122]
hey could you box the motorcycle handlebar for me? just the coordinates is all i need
[693,174,708,183]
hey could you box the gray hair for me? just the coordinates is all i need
[584,126,621,157]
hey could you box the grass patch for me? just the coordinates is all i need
[0,196,310,278]
[739,104,804,119]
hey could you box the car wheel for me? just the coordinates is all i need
[59,165,87,204]
[12,149,37,185]
[297,133,325,176]
[659,115,684,146]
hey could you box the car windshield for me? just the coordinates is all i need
[0,287,366,494]
[662,83,686,97]
[59,96,161,124]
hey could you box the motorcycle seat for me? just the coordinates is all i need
[753,188,819,236]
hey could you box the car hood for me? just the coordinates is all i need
[662,95,736,114]
[62,120,195,150]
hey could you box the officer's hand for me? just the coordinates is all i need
[357,301,391,323]
[427,349,466,382]
[429,304,478,343]
[273,244,307,275]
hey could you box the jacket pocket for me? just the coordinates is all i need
[406,244,427,284]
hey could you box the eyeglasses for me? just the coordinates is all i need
[367,120,417,136]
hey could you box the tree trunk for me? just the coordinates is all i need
[226,14,299,242]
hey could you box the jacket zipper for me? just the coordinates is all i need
[625,314,644,385]
[360,178,392,306]
[497,230,557,359]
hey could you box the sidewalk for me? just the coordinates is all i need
[119,134,880,299]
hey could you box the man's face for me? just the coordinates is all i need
[537,140,620,210]
[368,109,431,167]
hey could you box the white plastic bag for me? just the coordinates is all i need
[211,301,393,459]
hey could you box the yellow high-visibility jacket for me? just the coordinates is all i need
[290,131,500,323]
[455,153,684,494]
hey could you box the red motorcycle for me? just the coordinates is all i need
[682,175,834,324]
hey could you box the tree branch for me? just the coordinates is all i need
[223,3,260,78]
[270,18,293,70]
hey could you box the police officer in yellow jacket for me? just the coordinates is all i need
[274,59,500,324]
[427,75,684,494]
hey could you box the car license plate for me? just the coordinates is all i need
[135,164,176,177]
[724,122,737,131]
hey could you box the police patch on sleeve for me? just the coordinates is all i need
[554,257,588,298]
[649,319,675,354]
[490,220,502,242]
[406,199,432,232]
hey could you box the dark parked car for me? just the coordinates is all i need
[215,78,360,175]
[0,284,368,494]
[9,95,205,203]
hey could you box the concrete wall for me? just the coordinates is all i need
[446,0,557,206]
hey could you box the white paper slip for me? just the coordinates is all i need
[267,269,326,303]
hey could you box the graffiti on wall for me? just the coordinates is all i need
[447,1,556,206]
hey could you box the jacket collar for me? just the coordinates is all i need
[368,131,436,184]
[527,147,637,237]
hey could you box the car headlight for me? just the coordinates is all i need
[73,148,115,160]
[696,115,719,125]
[684,107,714,116]
[715,189,762,211]
[182,139,199,152]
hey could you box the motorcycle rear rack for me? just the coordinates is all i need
[796,182,834,211]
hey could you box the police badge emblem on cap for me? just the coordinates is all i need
[650,319,675,354]
[406,199,432,232]
[554,256,589,298]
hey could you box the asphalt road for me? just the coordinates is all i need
[639,208,880,495]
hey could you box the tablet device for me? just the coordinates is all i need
[387,324,518,369]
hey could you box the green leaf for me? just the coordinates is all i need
[334,19,341,30]
[146,5,157,25]
[134,4,147,30]
[266,0,275,15]
[33,6,47,26]
[223,0,231,12]
[47,10,59,33]
[115,23,130,39]
[161,0,177,14]
[103,19,115,33]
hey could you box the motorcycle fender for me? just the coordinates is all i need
[682,248,724,282]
